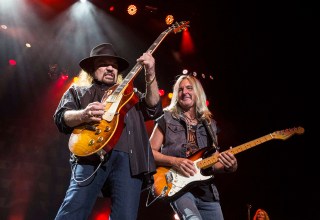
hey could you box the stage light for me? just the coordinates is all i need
[109,6,115,12]
[48,64,70,81]
[127,4,137,15]
[168,92,173,99]
[73,77,79,83]
[60,69,69,80]
[182,69,188,74]
[61,74,69,80]
[165,15,174,25]
[9,59,16,66]
[158,89,165,97]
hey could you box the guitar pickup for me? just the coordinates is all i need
[165,172,173,184]
[85,125,97,131]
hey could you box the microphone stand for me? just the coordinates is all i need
[247,204,252,220]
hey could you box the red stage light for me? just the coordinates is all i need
[158,89,165,97]
[109,6,115,12]
[9,59,17,66]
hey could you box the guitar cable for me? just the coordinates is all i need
[145,185,168,207]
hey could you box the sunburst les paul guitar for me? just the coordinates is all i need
[152,126,305,201]
[68,21,190,157]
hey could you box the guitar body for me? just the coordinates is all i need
[152,147,214,201]
[152,126,304,201]
[68,82,138,157]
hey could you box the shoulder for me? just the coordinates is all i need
[155,111,172,124]
[68,83,91,92]
[162,111,178,122]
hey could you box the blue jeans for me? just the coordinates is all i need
[171,192,224,220]
[55,150,143,220]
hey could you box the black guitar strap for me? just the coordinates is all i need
[202,118,219,151]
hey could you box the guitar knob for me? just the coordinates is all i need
[88,139,95,146]
[105,126,111,132]
[97,136,104,143]
[95,129,101,135]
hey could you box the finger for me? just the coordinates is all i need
[180,166,191,177]
[185,163,197,172]
[218,158,230,168]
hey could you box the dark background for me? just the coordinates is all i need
[0,0,315,219]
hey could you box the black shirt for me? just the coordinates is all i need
[53,80,163,185]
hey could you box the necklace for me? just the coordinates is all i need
[184,114,195,121]
[183,113,198,127]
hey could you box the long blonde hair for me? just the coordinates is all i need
[253,208,270,220]
[165,75,212,121]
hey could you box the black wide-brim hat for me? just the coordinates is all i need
[79,43,130,74]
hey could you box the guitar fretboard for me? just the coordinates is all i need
[196,126,304,169]
[106,22,189,103]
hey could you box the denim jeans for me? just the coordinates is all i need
[55,150,143,220]
[171,192,224,220]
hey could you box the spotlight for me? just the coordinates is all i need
[60,69,69,80]
[182,69,188,74]
[9,59,17,66]
[165,15,174,25]
[109,6,115,12]
[127,4,137,15]
[158,89,165,97]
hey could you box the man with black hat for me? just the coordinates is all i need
[53,43,163,220]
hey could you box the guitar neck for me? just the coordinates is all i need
[196,126,304,169]
[113,30,174,97]
[197,133,274,169]
[104,21,190,103]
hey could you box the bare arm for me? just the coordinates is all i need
[63,101,106,127]
[137,51,160,107]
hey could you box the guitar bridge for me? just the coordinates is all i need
[165,171,173,184]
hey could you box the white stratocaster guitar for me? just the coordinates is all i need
[152,126,304,201]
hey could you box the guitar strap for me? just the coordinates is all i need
[202,118,219,151]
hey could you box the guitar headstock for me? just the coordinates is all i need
[170,21,190,34]
[272,126,305,140]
